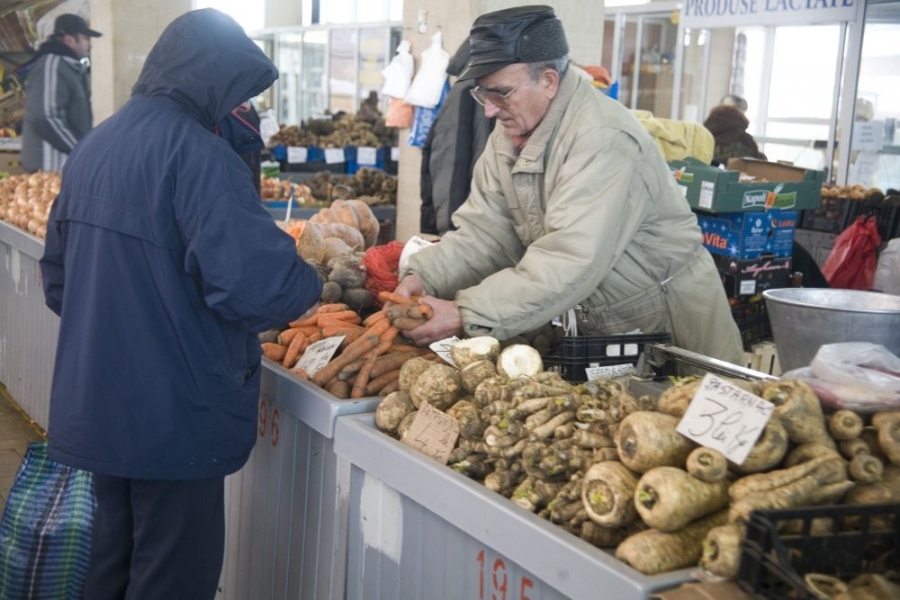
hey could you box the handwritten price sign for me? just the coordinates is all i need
[429,336,461,367]
[401,402,459,464]
[294,336,345,376]
[676,373,774,465]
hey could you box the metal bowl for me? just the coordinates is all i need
[763,288,900,372]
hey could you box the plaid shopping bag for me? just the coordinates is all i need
[0,442,95,600]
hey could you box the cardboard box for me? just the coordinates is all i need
[713,254,793,297]
[652,581,756,600]
[669,157,824,213]
[0,150,26,175]
[697,208,798,259]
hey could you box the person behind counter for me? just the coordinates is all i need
[703,95,766,167]
[395,5,743,364]
[21,14,101,173]
[39,9,322,599]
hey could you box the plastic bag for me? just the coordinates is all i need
[874,238,900,294]
[0,442,96,599]
[782,342,900,411]
[404,31,449,109]
[822,216,882,290]
[407,79,450,148]
[381,40,414,99]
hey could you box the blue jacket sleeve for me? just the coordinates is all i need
[184,188,322,332]
[39,201,65,316]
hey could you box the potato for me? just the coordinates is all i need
[399,357,435,393]
[410,364,462,411]
[450,336,501,369]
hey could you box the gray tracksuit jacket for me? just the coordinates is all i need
[21,39,92,173]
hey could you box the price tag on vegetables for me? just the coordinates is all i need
[294,335,345,377]
[357,146,378,165]
[585,363,635,382]
[676,373,774,465]
[430,336,461,367]
[324,148,345,164]
[401,402,459,464]
[287,146,307,164]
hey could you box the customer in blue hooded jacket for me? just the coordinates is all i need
[39,9,322,599]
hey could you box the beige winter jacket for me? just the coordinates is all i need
[407,70,743,364]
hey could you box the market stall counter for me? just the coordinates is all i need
[0,220,56,431]
[218,359,380,600]
[333,412,696,600]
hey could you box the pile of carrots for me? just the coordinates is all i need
[261,291,438,399]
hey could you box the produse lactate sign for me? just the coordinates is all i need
[682,0,860,28]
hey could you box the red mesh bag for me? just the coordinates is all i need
[364,241,405,303]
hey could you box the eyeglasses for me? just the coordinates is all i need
[469,77,529,108]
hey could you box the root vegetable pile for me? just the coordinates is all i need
[370,341,900,584]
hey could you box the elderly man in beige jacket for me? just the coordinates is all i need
[396,5,743,364]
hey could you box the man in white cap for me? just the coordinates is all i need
[21,14,101,172]
[397,5,743,363]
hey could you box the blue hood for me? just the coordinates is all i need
[132,9,277,130]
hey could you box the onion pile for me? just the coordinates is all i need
[0,171,61,239]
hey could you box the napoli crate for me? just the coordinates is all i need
[669,157,824,213]
[697,209,798,259]
[713,254,793,298]
[218,362,381,600]
[738,503,900,600]
[333,414,696,600]
[543,332,672,383]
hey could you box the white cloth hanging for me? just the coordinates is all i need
[381,40,414,99]
[404,31,449,109]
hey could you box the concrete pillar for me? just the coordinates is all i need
[89,0,192,125]
[394,0,604,241]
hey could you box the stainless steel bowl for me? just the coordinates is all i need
[763,288,900,372]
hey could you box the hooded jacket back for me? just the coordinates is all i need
[40,9,322,479]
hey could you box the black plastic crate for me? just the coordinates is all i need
[738,503,900,600]
[799,196,857,234]
[542,332,671,383]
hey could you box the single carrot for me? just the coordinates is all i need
[317,303,351,314]
[389,343,419,353]
[311,334,381,386]
[280,326,320,346]
[418,303,434,319]
[262,342,287,362]
[326,379,351,399]
[377,291,412,305]
[282,332,308,368]
[380,379,401,395]
[316,310,360,323]
[393,317,427,331]
[363,311,388,327]
[379,326,400,345]
[339,329,366,350]
[322,324,366,338]
[366,369,401,395]
[292,367,311,381]
[289,314,319,328]
[351,353,380,399]
[365,317,392,338]
[369,351,417,378]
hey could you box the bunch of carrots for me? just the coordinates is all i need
[261,291,438,399]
